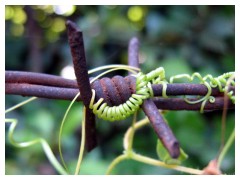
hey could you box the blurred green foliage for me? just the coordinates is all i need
[5,5,234,174]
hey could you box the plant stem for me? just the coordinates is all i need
[124,117,149,150]
[59,92,80,172]
[88,64,140,74]
[131,152,203,175]
[106,154,129,175]
[125,113,137,151]
[5,97,37,114]
[220,74,235,154]
[74,107,86,175]
[217,128,235,169]
[5,119,68,175]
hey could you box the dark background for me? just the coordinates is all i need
[5,5,235,174]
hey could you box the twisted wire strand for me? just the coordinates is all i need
[170,72,235,113]
[89,67,165,121]
[90,67,235,120]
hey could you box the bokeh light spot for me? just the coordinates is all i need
[51,18,66,33]
[128,6,144,22]
[53,5,76,16]
[12,7,27,24]
[10,24,24,36]
[60,65,76,79]
[34,10,46,22]
[5,6,14,20]
[37,5,54,14]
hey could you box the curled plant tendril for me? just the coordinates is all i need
[5,65,140,175]
[5,63,235,174]
[203,72,235,103]
[170,72,235,113]
[89,67,166,121]
[90,68,235,120]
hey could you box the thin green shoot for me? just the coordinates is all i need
[123,116,149,150]
[108,116,204,175]
[74,107,86,175]
[58,65,139,174]
[221,74,235,150]
[131,153,203,175]
[5,64,235,175]
[5,118,68,175]
[58,92,80,173]
[90,67,138,84]
[106,154,129,175]
[217,128,235,169]
[125,112,137,152]
[217,74,235,168]
[5,97,37,114]
[88,64,140,74]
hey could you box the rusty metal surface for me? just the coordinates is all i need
[66,20,97,152]
[66,20,92,107]
[5,71,78,88]
[128,37,140,74]
[142,99,180,158]
[152,97,234,111]
[5,83,80,101]
[5,83,234,111]
[91,76,135,106]
[152,83,234,97]
[142,95,180,158]
[5,71,234,97]
[127,37,180,158]
[112,76,132,103]
[5,20,235,158]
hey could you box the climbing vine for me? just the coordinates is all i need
[5,65,235,175]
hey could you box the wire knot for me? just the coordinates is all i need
[89,67,166,121]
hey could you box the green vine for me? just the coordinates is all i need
[5,65,235,174]
[90,68,235,121]
[106,116,203,175]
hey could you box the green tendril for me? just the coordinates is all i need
[90,66,235,120]
[5,63,235,175]
[5,119,68,175]
[5,97,37,114]
[90,67,166,121]
[59,92,81,173]
[58,64,141,172]
[170,71,235,113]
[5,97,68,174]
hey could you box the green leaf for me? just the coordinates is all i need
[156,139,188,165]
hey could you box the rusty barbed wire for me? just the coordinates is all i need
[127,37,180,158]
[66,20,97,152]
[5,82,234,111]
[5,72,235,111]
[5,71,234,98]
[5,20,235,158]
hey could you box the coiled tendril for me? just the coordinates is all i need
[89,67,166,121]
[170,72,235,113]
[89,67,235,121]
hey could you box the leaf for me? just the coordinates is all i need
[156,139,188,165]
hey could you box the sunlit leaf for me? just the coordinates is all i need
[156,139,188,165]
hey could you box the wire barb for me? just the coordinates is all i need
[66,20,97,152]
